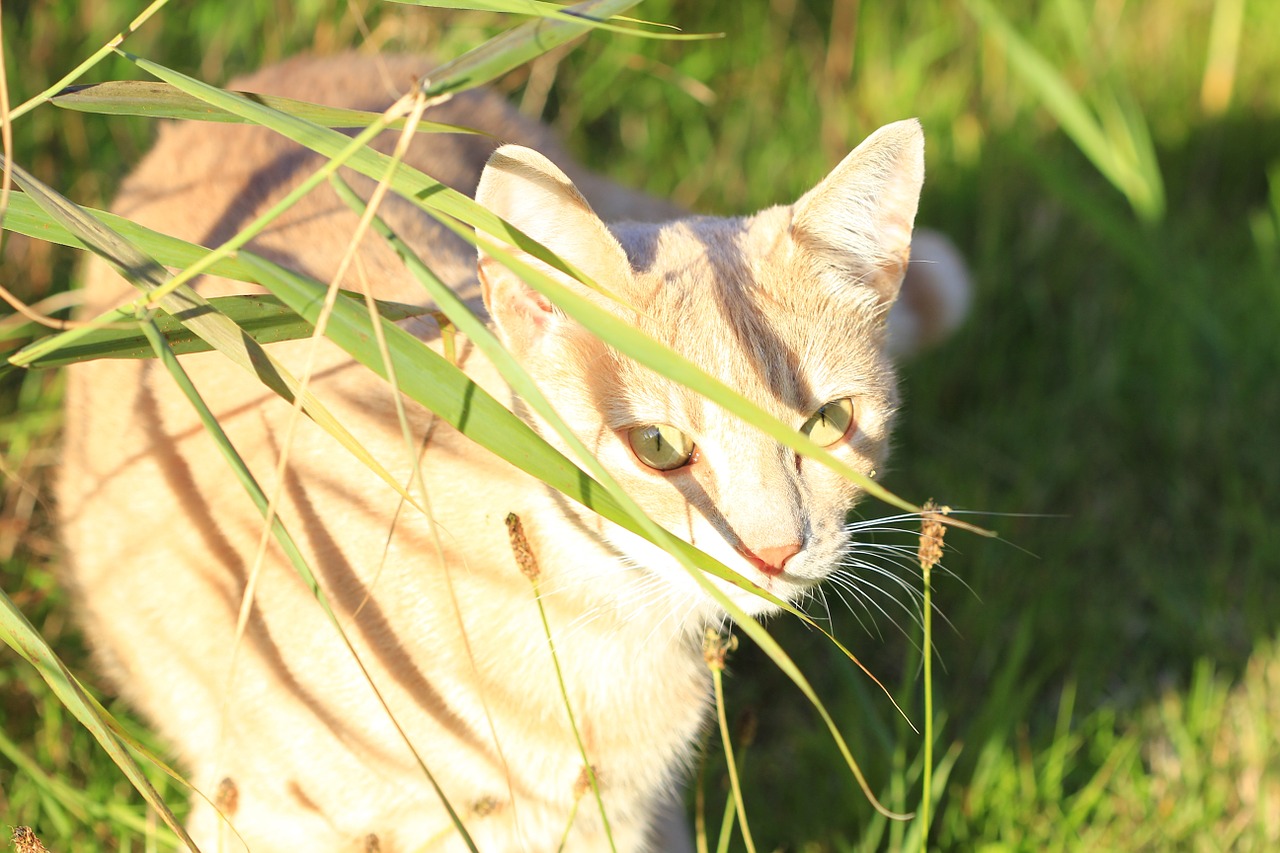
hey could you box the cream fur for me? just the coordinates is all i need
[59,53,964,853]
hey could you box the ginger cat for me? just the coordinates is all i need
[59,53,968,852]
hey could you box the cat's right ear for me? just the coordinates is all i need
[791,119,925,307]
[474,145,632,357]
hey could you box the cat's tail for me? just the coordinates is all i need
[887,228,972,359]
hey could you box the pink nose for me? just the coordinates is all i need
[738,542,802,577]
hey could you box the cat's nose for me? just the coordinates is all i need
[739,543,802,577]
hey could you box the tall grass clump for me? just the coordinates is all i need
[4,0,1280,850]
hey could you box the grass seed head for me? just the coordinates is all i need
[919,499,949,572]
[12,827,50,853]
[703,627,738,671]
[505,512,540,580]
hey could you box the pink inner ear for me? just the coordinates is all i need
[479,258,557,354]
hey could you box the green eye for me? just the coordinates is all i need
[627,424,695,471]
[800,398,855,446]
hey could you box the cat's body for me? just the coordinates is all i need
[59,54,966,852]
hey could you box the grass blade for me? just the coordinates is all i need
[508,513,617,851]
[51,81,482,133]
[115,51,606,298]
[387,0,707,39]
[5,0,172,123]
[1,192,262,284]
[0,591,197,850]
[705,631,757,853]
[12,293,426,369]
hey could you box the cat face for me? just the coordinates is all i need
[476,122,924,621]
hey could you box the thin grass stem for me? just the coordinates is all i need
[507,513,617,852]
[918,502,947,851]
[705,630,756,853]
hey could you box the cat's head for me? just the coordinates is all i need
[474,121,924,622]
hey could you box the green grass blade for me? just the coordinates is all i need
[237,251,619,515]
[387,0,709,39]
[13,293,426,369]
[707,634,757,853]
[5,0,173,123]
[1201,0,1246,114]
[964,0,1114,178]
[0,725,176,843]
[412,0,645,99]
[390,0,634,19]
[1,192,261,284]
[12,84,414,369]
[51,81,483,133]
[0,591,197,850]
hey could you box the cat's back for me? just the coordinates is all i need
[84,52,561,313]
[58,53,552,702]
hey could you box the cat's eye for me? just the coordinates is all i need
[800,398,855,446]
[627,424,695,471]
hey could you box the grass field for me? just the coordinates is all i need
[2,0,1279,850]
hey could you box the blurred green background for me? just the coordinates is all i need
[2,0,1278,849]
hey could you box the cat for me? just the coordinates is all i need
[58,53,968,852]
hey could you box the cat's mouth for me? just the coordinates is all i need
[718,552,835,616]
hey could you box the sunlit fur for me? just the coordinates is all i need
[60,54,966,853]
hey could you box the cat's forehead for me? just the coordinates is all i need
[605,213,888,425]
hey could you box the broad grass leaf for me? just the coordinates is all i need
[52,81,482,134]
[1,192,261,283]
[13,293,426,369]
[116,50,610,297]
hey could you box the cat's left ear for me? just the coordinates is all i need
[474,145,632,357]
[791,118,925,305]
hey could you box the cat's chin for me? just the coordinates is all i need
[711,571,826,619]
